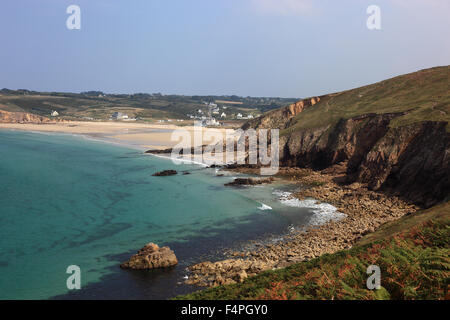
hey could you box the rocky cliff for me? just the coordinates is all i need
[242,96,322,131]
[0,109,60,123]
[243,67,450,207]
[276,114,449,207]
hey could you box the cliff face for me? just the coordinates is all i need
[242,96,322,130]
[358,121,449,207]
[242,67,450,207]
[276,112,449,207]
[0,109,59,123]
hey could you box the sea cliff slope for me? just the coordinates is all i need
[244,66,450,207]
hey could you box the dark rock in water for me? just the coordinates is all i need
[182,172,191,175]
[216,174,224,177]
[152,170,177,176]
[146,145,206,155]
[120,243,178,270]
[145,148,173,154]
[225,177,274,186]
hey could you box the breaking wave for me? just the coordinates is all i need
[273,190,346,226]
[257,203,272,211]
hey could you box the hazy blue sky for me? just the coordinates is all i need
[0,0,448,97]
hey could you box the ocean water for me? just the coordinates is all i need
[0,130,334,300]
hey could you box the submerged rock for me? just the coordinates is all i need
[152,170,177,176]
[120,243,178,270]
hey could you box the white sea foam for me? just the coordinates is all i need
[148,154,209,167]
[273,190,346,226]
[257,203,272,211]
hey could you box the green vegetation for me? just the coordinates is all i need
[282,66,450,134]
[175,201,449,300]
[0,89,298,122]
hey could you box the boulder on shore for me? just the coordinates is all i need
[120,243,178,270]
[152,170,177,176]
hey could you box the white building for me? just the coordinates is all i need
[220,112,226,118]
[236,113,243,119]
[51,110,59,117]
[111,112,128,120]
[204,117,220,126]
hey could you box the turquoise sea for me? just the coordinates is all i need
[0,130,314,299]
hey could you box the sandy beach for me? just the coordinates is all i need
[0,121,232,151]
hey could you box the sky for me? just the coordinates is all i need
[0,0,448,98]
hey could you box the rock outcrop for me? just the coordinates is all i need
[0,109,61,123]
[224,177,274,186]
[152,170,177,176]
[242,97,321,131]
[145,148,173,154]
[120,243,178,270]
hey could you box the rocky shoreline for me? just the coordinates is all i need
[185,167,418,287]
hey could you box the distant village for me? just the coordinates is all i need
[104,101,259,126]
[184,102,259,126]
[49,100,260,126]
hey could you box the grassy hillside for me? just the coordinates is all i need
[176,201,449,300]
[282,66,450,134]
[0,90,298,121]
